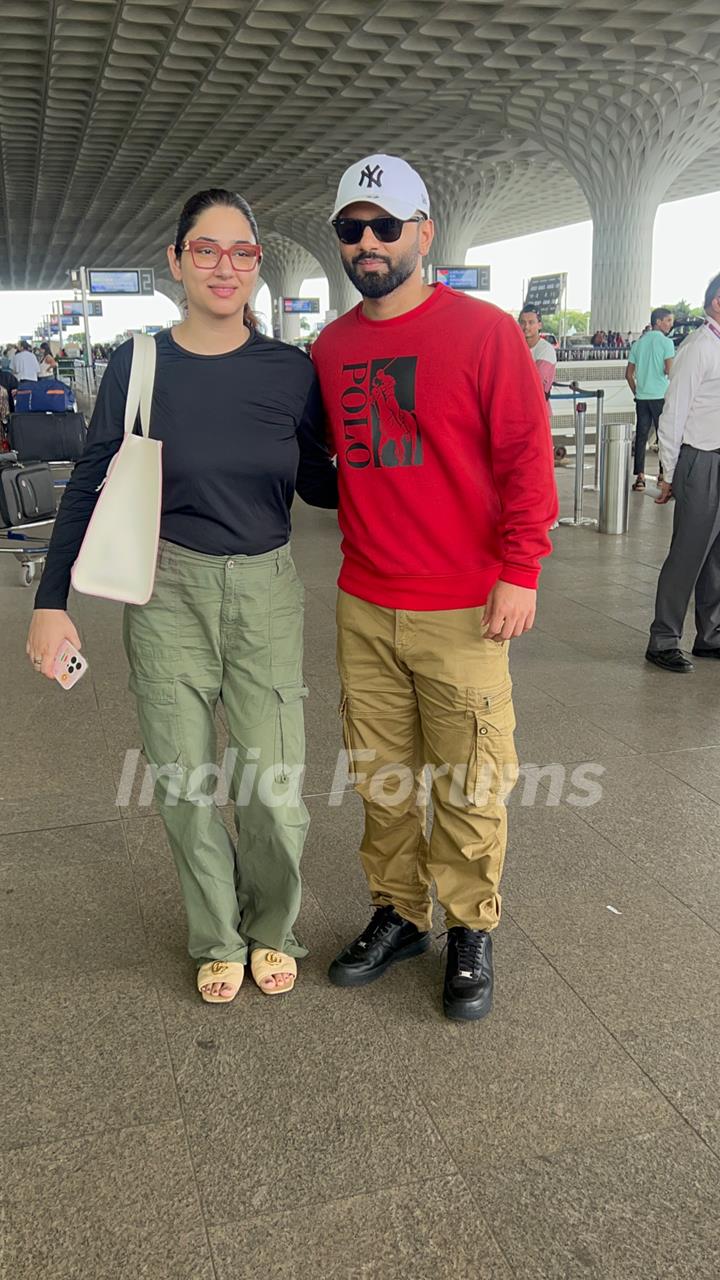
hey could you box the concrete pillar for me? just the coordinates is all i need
[424,161,532,277]
[258,233,323,339]
[274,220,360,317]
[508,73,720,332]
[154,276,185,316]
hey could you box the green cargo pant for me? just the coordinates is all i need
[123,538,310,968]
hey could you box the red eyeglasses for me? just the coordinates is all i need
[182,240,263,272]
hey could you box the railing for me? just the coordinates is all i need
[556,345,631,362]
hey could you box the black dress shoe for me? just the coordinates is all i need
[328,905,431,988]
[692,647,720,659]
[443,927,494,1022]
[645,648,694,673]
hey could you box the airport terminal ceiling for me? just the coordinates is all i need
[1,0,720,294]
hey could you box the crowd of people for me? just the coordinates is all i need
[590,329,631,349]
[1,340,57,380]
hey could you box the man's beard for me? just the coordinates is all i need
[342,246,419,298]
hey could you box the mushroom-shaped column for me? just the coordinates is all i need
[508,69,720,332]
[275,218,361,318]
[154,274,186,316]
[259,233,323,338]
[424,160,533,275]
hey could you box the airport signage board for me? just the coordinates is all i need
[283,297,320,314]
[62,300,103,317]
[88,268,155,296]
[434,265,490,291]
[524,274,566,314]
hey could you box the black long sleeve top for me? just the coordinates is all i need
[34,327,338,610]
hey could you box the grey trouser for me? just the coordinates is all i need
[649,445,720,652]
[123,539,310,967]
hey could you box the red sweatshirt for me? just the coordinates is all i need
[312,284,558,611]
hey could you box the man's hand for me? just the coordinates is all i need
[655,479,673,505]
[483,582,537,642]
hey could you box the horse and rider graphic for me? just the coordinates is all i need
[368,357,422,467]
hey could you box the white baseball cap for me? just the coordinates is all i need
[329,154,431,223]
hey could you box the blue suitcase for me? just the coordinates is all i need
[15,378,76,413]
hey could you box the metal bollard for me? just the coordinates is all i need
[559,402,597,527]
[599,422,632,535]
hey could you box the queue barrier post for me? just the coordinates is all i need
[559,402,597,528]
[583,389,605,493]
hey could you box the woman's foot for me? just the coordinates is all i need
[632,475,646,491]
[250,948,297,995]
[197,960,245,1004]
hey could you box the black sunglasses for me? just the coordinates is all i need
[332,215,425,245]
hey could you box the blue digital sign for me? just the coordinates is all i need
[283,297,320,314]
[435,266,490,291]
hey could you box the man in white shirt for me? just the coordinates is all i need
[519,307,557,399]
[11,342,40,382]
[646,272,720,673]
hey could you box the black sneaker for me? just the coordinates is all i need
[328,905,431,988]
[443,927,494,1022]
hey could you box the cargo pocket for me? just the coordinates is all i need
[273,683,309,783]
[128,673,185,790]
[465,697,518,807]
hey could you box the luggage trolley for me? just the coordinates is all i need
[0,464,71,586]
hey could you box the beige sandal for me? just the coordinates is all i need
[197,960,245,1004]
[250,948,297,995]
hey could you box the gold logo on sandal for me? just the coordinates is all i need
[211,962,229,974]
[266,952,283,964]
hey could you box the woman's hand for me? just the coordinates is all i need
[26,610,81,678]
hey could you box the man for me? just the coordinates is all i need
[11,341,39,382]
[312,155,557,1021]
[646,273,720,673]
[626,308,675,490]
[519,307,557,400]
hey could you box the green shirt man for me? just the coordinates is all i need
[626,308,675,484]
[627,314,675,399]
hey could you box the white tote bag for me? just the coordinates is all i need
[71,333,163,605]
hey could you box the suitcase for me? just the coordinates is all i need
[14,382,34,413]
[27,378,77,413]
[0,455,56,527]
[9,411,87,463]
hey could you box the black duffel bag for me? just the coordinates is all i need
[9,411,87,463]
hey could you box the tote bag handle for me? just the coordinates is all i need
[125,332,156,438]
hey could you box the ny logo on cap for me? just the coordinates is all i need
[359,164,383,190]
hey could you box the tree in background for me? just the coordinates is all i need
[541,310,591,337]
[660,299,704,321]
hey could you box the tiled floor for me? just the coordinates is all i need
[3,462,720,1279]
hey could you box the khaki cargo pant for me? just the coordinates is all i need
[123,539,309,968]
[337,589,518,933]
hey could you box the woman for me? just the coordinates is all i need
[27,189,338,1004]
[37,342,57,378]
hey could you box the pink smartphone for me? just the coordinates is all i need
[52,641,88,690]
